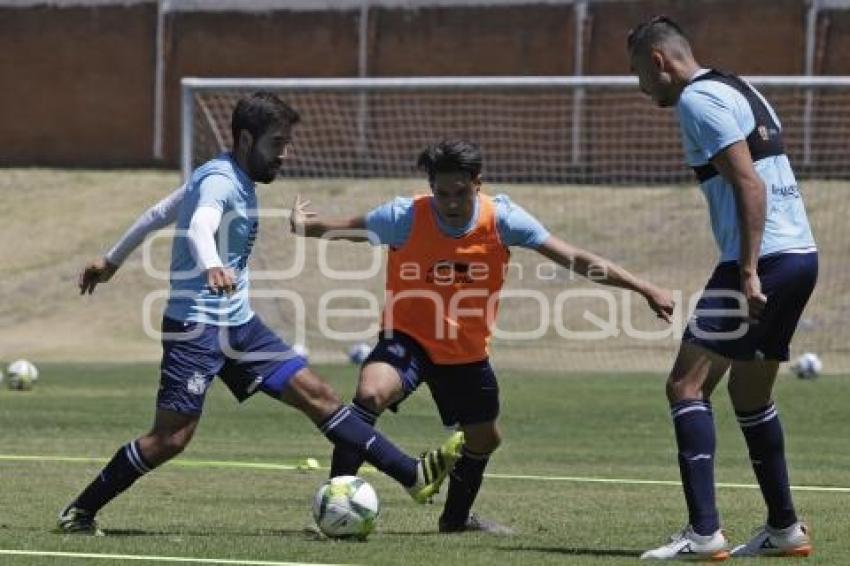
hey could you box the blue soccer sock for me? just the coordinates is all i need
[73,440,153,515]
[329,401,376,478]
[319,405,417,487]
[737,402,798,529]
[439,446,489,528]
[672,400,720,535]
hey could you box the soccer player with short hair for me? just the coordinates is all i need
[628,17,817,560]
[289,139,676,534]
[59,92,462,535]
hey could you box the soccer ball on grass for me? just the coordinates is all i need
[312,475,379,540]
[790,352,822,379]
[6,359,39,390]
[346,343,372,366]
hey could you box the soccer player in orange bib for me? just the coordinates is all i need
[291,139,675,533]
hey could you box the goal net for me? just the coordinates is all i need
[181,76,850,372]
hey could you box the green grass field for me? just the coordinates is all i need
[1,364,847,565]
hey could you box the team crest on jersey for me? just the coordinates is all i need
[187,372,208,395]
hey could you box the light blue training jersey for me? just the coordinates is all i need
[364,193,550,249]
[164,153,259,326]
[676,69,816,262]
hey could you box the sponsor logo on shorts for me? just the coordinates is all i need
[187,372,208,395]
[387,343,406,358]
[771,184,800,198]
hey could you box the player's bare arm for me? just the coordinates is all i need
[536,235,675,322]
[710,140,768,321]
[289,194,369,241]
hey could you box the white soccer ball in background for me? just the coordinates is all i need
[6,359,39,390]
[347,343,372,366]
[312,475,380,540]
[791,352,822,379]
[292,343,309,360]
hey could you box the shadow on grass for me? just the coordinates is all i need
[102,528,445,540]
[101,528,312,538]
[373,530,448,537]
[501,545,641,558]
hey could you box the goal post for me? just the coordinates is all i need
[178,75,850,372]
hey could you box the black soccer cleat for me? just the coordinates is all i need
[56,503,104,536]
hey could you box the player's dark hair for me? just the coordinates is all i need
[416,140,483,183]
[627,15,691,56]
[231,91,300,149]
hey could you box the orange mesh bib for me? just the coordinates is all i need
[383,194,509,364]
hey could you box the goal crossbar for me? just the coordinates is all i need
[182,75,850,181]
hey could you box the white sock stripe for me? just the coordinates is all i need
[129,441,151,473]
[320,407,351,433]
[124,443,149,474]
[738,402,776,415]
[737,404,777,423]
[737,408,778,425]
[122,445,142,474]
[673,400,710,407]
[671,404,711,419]
[738,410,779,428]
[332,406,353,427]
[670,400,710,410]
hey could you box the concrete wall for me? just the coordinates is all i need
[0,0,843,167]
[0,4,156,166]
[587,0,805,74]
[162,10,362,159]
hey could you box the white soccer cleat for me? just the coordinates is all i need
[640,525,730,561]
[730,521,812,558]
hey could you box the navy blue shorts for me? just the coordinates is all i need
[158,316,307,415]
[364,330,500,427]
[683,252,818,361]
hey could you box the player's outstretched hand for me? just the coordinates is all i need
[78,257,119,295]
[206,266,237,296]
[741,272,767,323]
[645,285,676,323]
[289,194,317,235]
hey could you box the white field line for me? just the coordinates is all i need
[1,453,849,493]
[0,549,355,566]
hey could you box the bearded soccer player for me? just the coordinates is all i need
[59,92,462,535]
[289,139,676,534]
[628,17,817,560]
